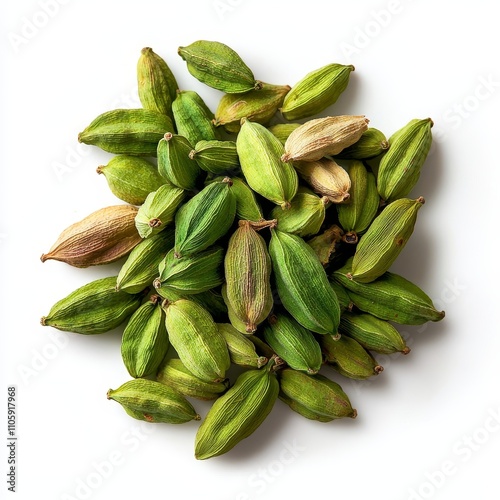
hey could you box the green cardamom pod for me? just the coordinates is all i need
[194,359,279,460]
[268,123,301,144]
[221,284,251,335]
[335,127,389,160]
[281,63,354,121]
[107,378,200,424]
[226,176,263,222]
[162,298,230,382]
[237,118,298,209]
[218,323,268,368]
[121,295,169,378]
[78,109,174,156]
[306,224,344,266]
[41,276,142,334]
[178,40,259,94]
[329,280,353,312]
[350,197,424,283]
[190,140,239,175]
[269,228,340,335]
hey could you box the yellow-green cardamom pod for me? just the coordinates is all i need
[335,127,389,160]
[221,284,250,335]
[194,358,279,460]
[41,276,142,334]
[121,295,169,378]
[189,140,239,175]
[107,378,200,424]
[237,118,298,209]
[377,118,433,203]
[217,323,268,368]
[307,224,344,266]
[162,298,230,382]
[78,109,174,156]
[135,184,185,238]
[269,228,340,335]
[178,40,260,94]
[350,197,425,283]
[281,63,355,121]
[267,123,301,144]
[214,83,291,133]
[226,176,263,222]
[224,220,274,333]
[278,368,357,421]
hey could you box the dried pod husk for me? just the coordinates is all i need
[78,109,174,156]
[96,155,164,206]
[135,184,186,239]
[320,334,383,380]
[157,132,200,190]
[41,276,142,335]
[268,123,301,144]
[282,115,369,162]
[214,83,291,133]
[294,158,351,203]
[377,118,433,203]
[172,89,220,145]
[332,258,445,325]
[236,118,298,209]
[137,47,178,118]
[281,63,355,121]
[218,323,268,368]
[178,40,259,94]
[350,197,424,283]
[174,177,236,258]
[41,205,142,268]
[107,378,200,424]
[116,229,175,294]
[263,312,322,374]
[271,189,329,237]
[157,358,228,401]
[339,311,409,355]
[162,298,230,382]
[335,127,389,160]
[190,140,239,175]
[269,229,340,335]
[337,160,379,234]
[121,295,169,378]
[307,224,344,266]
[194,360,279,460]
[278,369,356,421]
[224,220,274,333]
[155,246,224,295]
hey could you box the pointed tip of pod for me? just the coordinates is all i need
[153,278,162,289]
[281,153,291,162]
[106,389,114,400]
[254,80,263,91]
[141,47,152,55]
[349,65,355,72]
[40,316,47,326]
[245,322,257,333]
[402,347,411,355]
[280,201,291,210]
[194,414,201,421]
[351,409,358,419]
[40,253,49,263]
[164,132,173,141]
[416,196,425,205]
[374,365,384,374]
[257,356,268,368]
[188,149,196,160]
[96,166,104,175]
[77,132,83,143]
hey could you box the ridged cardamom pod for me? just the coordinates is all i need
[294,158,351,203]
[41,276,142,334]
[335,127,389,160]
[377,118,433,203]
[218,323,268,368]
[121,295,169,378]
[224,220,274,333]
[221,284,250,335]
[157,132,200,190]
[107,378,200,424]
[262,312,322,374]
[135,184,185,238]
[329,280,352,312]
[174,177,236,258]
[116,229,175,294]
[350,197,424,283]
[226,176,263,222]
[41,205,142,268]
[339,311,409,355]
[268,123,301,145]
[162,298,230,382]
[281,63,355,121]
[178,40,259,94]
[278,368,357,421]
[214,83,291,132]
[282,115,369,162]
[332,258,445,325]
[194,359,279,460]
[269,229,340,335]
[320,334,384,380]
[190,140,239,175]
[97,156,164,206]
[172,89,220,145]
[237,118,298,209]
[78,109,174,156]
[154,246,224,295]
[307,224,344,266]
[137,47,178,118]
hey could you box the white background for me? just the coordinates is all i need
[2,1,500,499]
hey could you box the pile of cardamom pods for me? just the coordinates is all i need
[40,40,445,460]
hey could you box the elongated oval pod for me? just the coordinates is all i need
[107,378,200,424]
[190,140,239,175]
[226,177,263,222]
[41,276,142,334]
[269,229,340,335]
[268,123,301,144]
[217,323,268,368]
[335,127,389,160]
[194,358,279,460]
